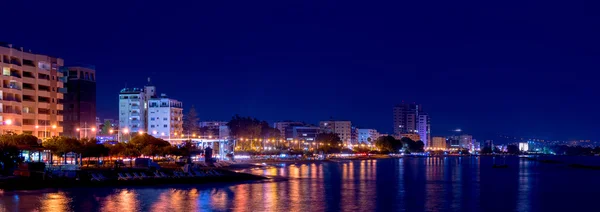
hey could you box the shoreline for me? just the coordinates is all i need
[0,168,267,192]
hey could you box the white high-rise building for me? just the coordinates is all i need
[358,129,379,144]
[118,88,146,136]
[417,114,430,147]
[147,94,183,139]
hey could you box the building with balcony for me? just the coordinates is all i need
[61,66,96,138]
[119,87,146,136]
[319,120,352,145]
[147,94,183,139]
[0,42,64,137]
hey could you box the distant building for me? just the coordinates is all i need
[393,103,422,136]
[417,114,430,147]
[447,136,460,148]
[287,126,320,142]
[62,66,97,138]
[319,120,352,145]
[147,94,183,139]
[358,129,379,144]
[431,137,447,150]
[199,121,228,129]
[460,134,473,149]
[401,133,421,142]
[274,121,304,138]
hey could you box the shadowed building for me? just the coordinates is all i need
[62,66,96,138]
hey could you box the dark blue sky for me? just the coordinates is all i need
[4,0,599,140]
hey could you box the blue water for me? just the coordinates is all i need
[2,156,600,211]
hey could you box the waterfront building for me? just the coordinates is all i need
[118,87,146,136]
[274,121,304,138]
[401,133,421,142]
[460,134,473,149]
[417,114,431,147]
[393,103,421,135]
[0,43,64,137]
[358,129,379,144]
[147,94,183,139]
[62,66,96,138]
[286,126,320,142]
[319,120,352,145]
[431,137,447,150]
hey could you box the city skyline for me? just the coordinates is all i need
[3,1,599,141]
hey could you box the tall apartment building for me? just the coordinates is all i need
[147,94,183,139]
[0,43,64,137]
[393,103,422,135]
[460,134,473,149]
[431,137,447,150]
[417,114,431,147]
[393,103,430,145]
[62,66,96,138]
[319,120,352,145]
[358,128,379,144]
[119,88,146,136]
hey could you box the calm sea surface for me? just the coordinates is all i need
[2,156,600,212]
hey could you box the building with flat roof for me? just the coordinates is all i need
[319,120,352,145]
[0,43,64,137]
[147,94,183,139]
[62,66,96,138]
[431,137,447,150]
[358,129,379,144]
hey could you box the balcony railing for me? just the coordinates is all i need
[3,85,22,90]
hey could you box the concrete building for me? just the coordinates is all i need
[431,137,447,150]
[62,66,96,138]
[358,129,379,144]
[0,43,64,137]
[286,126,320,142]
[319,120,352,145]
[460,134,473,149]
[274,121,304,138]
[147,94,183,139]
[401,133,421,142]
[417,114,431,147]
[199,121,228,129]
[393,103,423,136]
[118,87,146,136]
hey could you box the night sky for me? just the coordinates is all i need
[4,0,599,140]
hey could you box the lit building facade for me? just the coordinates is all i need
[417,114,430,146]
[431,137,447,150]
[0,43,64,137]
[118,88,146,136]
[393,103,430,144]
[358,128,379,144]
[147,95,183,139]
[319,120,352,145]
[401,133,421,142]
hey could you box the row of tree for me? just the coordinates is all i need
[375,136,425,153]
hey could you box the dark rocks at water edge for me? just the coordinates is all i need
[0,169,266,191]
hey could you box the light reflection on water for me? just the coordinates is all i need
[2,157,600,212]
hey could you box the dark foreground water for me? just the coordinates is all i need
[2,156,600,212]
